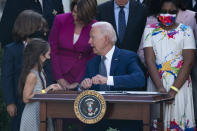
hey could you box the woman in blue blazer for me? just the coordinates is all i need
[1,10,48,131]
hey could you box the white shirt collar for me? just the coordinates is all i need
[193,0,196,7]
[140,0,144,3]
[114,1,130,10]
[35,0,43,8]
[104,46,115,60]
[23,41,28,47]
[39,0,43,8]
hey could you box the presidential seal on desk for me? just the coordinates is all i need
[74,90,106,124]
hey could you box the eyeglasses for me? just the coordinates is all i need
[160,9,178,14]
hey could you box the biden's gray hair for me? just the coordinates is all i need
[92,22,117,43]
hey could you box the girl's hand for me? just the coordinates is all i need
[166,89,177,104]
[168,89,177,98]
[57,79,69,89]
[158,87,167,93]
[48,84,62,91]
[66,82,79,90]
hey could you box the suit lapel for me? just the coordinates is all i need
[18,43,25,66]
[93,56,101,75]
[122,1,136,45]
[30,0,43,14]
[110,1,121,48]
[194,3,197,11]
[142,0,146,5]
[109,0,118,34]
[110,47,120,75]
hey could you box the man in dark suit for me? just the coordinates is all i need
[81,21,144,131]
[0,0,64,86]
[81,21,145,92]
[184,0,197,11]
[96,0,147,53]
[96,0,147,85]
[0,0,64,47]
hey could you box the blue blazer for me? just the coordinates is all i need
[1,42,25,131]
[84,47,145,91]
[1,42,24,106]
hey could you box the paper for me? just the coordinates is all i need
[98,91,167,95]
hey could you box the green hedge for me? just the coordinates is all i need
[0,88,10,131]
[0,49,10,131]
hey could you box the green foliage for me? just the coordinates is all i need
[0,89,10,131]
[0,49,10,131]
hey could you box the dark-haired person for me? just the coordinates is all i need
[1,10,48,131]
[49,0,97,90]
[19,38,61,131]
[137,0,197,123]
[138,0,197,64]
[143,0,196,130]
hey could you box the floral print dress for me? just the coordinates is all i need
[143,23,196,130]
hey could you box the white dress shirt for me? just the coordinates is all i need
[39,0,43,6]
[140,0,144,4]
[103,46,115,86]
[114,1,129,34]
[23,41,28,47]
[193,0,196,8]
[38,0,43,10]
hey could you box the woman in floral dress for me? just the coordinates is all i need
[143,0,196,130]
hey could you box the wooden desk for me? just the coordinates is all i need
[31,91,172,131]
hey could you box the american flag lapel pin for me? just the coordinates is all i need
[52,9,58,16]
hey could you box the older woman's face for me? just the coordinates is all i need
[115,0,129,6]
[72,5,78,22]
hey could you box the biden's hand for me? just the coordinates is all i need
[81,78,92,89]
[92,75,107,85]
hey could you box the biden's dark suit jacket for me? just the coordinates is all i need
[84,46,145,91]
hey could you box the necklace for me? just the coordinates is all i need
[160,23,179,31]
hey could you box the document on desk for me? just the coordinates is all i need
[97,91,167,95]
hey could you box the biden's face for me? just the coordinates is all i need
[88,27,106,56]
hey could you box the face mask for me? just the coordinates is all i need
[158,14,176,26]
[43,56,50,67]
